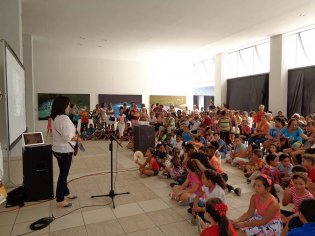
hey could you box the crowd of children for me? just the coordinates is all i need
[54,101,315,235]
[130,103,315,236]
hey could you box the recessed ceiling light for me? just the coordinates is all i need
[97,45,102,47]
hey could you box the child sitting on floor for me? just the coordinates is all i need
[200,198,237,236]
[226,135,247,166]
[190,167,226,224]
[278,153,294,188]
[232,175,282,236]
[135,147,159,176]
[287,199,315,236]
[244,149,266,183]
[281,174,313,224]
[170,159,203,206]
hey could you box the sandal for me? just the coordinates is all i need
[66,195,78,200]
[58,200,72,208]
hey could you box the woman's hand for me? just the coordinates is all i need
[232,220,243,229]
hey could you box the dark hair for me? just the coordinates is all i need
[187,159,202,177]
[210,140,220,151]
[50,96,70,120]
[299,199,315,222]
[70,103,75,109]
[265,154,277,165]
[269,143,278,153]
[146,147,155,155]
[307,120,315,127]
[274,116,285,126]
[292,165,307,173]
[156,143,163,150]
[203,169,226,190]
[279,153,290,162]
[206,146,216,160]
[249,143,259,150]
[288,118,298,128]
[213,132,220,136]
[221,110,226,116]
[292,173,308,184]
[198,146,207,153]
[184,143,195,153]
[205,198,231,236]
[302,154,315,165]
[255,175,279,202]
[253,149,263,159]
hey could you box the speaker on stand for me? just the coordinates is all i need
[22,144,54,201]
[133,125,155,154]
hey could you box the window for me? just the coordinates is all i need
[193,58,215,82]
[225,41,270,78]
[286,27,315,69]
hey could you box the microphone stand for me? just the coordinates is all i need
[91,135,130,208]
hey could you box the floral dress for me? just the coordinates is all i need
[241,194,282,236]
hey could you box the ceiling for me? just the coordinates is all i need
[22,0,315,62]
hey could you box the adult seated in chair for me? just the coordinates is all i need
[248,114,271,147]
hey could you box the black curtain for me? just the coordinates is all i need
[288,66,315,118]
[227,73,269,112]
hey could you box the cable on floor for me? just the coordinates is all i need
[16,201,112,236]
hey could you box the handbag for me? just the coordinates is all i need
[54,126,79,156]
[68,142,79,156]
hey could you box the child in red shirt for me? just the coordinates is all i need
[200,198,237,236]
[136,147,159,176]
[302,153,315,196]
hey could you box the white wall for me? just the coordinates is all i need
[33,48,195,131]
[0,0,23,62]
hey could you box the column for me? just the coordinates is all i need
[269,35,288,116]
[23,34,35,132]
[214,53,227,107]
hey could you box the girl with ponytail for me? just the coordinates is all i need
[191,167,227,221]
[232,174,282,236]
[200,198,237,236]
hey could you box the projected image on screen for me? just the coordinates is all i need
[5,47,26,147]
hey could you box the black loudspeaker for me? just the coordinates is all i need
[22,144,54,201]
[134,125,155,154]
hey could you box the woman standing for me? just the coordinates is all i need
[91,104,101,128]
[116,107,127,144]
[106,102,115,126]
[69,104,79,129]
[51,96,80,207]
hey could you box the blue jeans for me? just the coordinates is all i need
[53,152,73,202]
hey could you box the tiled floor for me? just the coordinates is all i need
[0,138,289,236]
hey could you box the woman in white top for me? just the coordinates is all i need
[106,103,115,126]
[116,106,127,144]
[51,96,81,207]
[100,102,107,128]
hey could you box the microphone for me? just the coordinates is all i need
[109,135,122,147]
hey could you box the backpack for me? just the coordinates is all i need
[6,186,26,208]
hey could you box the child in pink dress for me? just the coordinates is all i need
[47,117,52,136]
